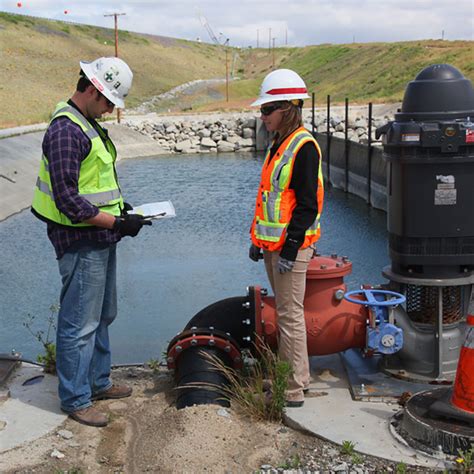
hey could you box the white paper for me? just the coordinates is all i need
[131,201,176,219]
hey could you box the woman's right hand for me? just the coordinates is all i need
[249,244,263,262]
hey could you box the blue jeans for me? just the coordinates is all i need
[56,244,117,413]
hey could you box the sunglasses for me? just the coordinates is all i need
[99,91,115,108]
[260,103,284,116]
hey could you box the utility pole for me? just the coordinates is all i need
[104,12,126,123]
[272,37,276,68]
[268,28,271,52]
[257,29,259,48]
[285,28,287,46]
[442,29,445,40]
[224,38,230,102]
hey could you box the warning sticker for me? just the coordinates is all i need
[466,128,474,143]
[435,175,456,205]
[435,189,457,205]
[401,133,420,142]
[435,174,457,206]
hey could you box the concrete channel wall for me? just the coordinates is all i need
[315,133,387,211]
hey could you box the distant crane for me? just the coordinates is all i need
[197,11,232,102]
[198,12,226,46]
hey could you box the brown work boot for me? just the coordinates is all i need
[92,384,132,401]
[69,406,108,427]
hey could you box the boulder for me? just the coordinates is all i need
[242,127,256,139]
[217,141,236,152]
[201,137,217,148]
[175,140,193,153]
[198,128,211,138]
[241,117,256,129]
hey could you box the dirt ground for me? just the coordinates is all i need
[0,367,434,473]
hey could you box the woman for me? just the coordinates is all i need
[249,69,324,407]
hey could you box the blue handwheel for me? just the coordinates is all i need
[344,289,405,307]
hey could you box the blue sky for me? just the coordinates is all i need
[1,0,473,46]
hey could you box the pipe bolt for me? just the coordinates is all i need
[242,336,251,342]
[167,356,174,364]
[224,346,231,352]
[242,318,251,325]
[209,326,215,331]
[260,288,268,296]
[336,262,342,268]
[208,339,215,346]
[175,345,182,353]
[191,339,198,346]
[320,264,327,269]
[242,302,251,309]
[334,289,345,300]
[331,253,338,259]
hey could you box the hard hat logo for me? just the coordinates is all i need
[80,57,133,109]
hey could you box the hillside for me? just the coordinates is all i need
[0,12,227,127]
[203,40,474,111]
[0,12,473,127]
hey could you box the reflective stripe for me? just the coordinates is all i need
[465,327,474,349]
[271,132,313,190]
[52,105,99,139]
[266,191,279,222]
[81,189,121,205]
[42,156,49,173]
[36,177,51,195]
[255,221,285,241]
[35,177,120,205]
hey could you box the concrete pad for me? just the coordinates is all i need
[284,354,452,470]
[0,364,66,453]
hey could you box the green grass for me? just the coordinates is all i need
[0,12,228,127]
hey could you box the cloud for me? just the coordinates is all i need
[4,0,473,45]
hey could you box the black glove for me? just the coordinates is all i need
[249,244,263,262]
[121,202,133,216]
[113,214,152,237]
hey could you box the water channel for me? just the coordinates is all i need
[0,152,388,363]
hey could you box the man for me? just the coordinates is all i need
[31,57,151,427]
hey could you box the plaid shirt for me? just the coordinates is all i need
[41,101,121,259]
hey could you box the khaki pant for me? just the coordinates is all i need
[263,247,312,402]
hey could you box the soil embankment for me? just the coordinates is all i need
[0,366,428,473]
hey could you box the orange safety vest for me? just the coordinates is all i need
[251,126,324,252]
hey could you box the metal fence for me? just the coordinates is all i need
[311,93,388,212]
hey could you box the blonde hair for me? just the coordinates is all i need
[276,100,303,142]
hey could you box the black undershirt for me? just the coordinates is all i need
[268,140,320,261]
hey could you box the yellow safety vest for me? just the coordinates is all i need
[32,102,123,227]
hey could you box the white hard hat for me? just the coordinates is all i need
[80,57,133,109]
[251,69,309,106]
